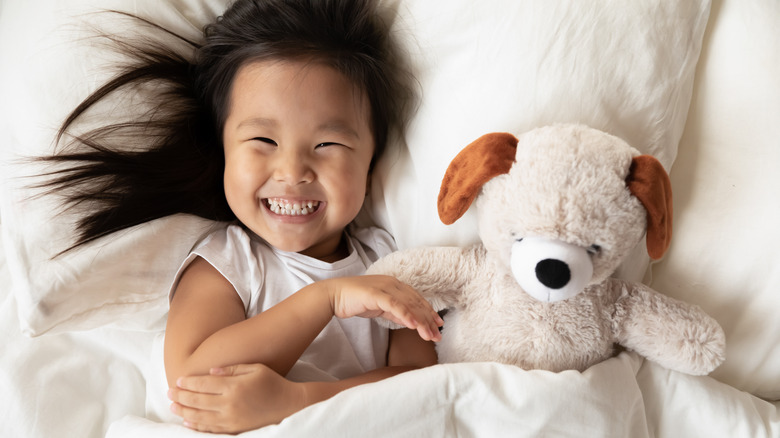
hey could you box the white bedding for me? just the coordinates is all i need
[1,252,778,438]
[1,0,779,437]
[110,355,780,438]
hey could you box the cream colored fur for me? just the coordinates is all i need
[368,124,725,375]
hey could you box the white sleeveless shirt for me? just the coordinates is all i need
[169,223,396,381]
[146,223,396,423]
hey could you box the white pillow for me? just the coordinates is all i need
[0,0,710,340]
[370,0,710,253]
[648,0,780,400]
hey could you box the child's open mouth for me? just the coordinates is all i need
[265,198,321,216]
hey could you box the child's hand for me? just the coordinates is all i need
[168,363,304,434]
[324,275,443,342]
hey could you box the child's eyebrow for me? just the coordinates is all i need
[316,121,361,140]
[237,117,277,130]
[236,117,361,140]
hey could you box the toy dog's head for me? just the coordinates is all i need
[438,124,672,302]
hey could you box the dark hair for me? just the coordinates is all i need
[38,0,413,252]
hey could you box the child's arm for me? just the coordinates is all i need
[165,256,442,388]
[168,329,437,434]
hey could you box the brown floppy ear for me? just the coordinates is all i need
[626,155,673,260]
[437,132,518,225]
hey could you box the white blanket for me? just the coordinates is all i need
[107,354,778,437]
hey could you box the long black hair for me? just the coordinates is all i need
[38,0,414,252]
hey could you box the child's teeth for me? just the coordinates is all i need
[267,199,319,216]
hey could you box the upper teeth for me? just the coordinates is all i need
[267,199,319,216]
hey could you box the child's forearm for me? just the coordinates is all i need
[300,366,418,407]
[173,281,335,383]
[295,328,437,406]
[169,362,432,433]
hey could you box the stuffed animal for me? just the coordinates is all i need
[367,123,725,375]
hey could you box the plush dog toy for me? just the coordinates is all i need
[368,124,725,375]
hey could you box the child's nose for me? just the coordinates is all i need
[272,148,314,184]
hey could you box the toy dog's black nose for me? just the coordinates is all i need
[535,259,571,289]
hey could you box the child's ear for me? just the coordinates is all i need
[438,133,517,224]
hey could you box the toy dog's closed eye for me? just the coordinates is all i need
[516,238,600,256]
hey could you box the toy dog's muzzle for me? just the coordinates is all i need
[510,236,593,302]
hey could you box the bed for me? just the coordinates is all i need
[1,0,778,436]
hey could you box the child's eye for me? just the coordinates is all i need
[315,142,341,148]
[252,137,277,146]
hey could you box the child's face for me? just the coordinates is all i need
[222,60,374,261]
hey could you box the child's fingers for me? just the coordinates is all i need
[394,284,443,332]
[169,401,222,433]
[376,290,442,341]
[418,322,442,342]
[411,319,440,342]
[414,309,443,342]
[175,375,227,395]
[377,294,424,328]
[169,386,221,411]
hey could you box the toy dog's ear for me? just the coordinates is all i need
[438,132,518,224]
[626,155,673,260]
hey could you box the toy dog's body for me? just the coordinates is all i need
[368,124,725,375]
[370,244,722,374]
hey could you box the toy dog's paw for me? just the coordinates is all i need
[614,281,727,376]
[675,317,726,375]
[643,308,726,376]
